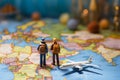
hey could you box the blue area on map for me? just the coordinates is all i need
[0,20,29,33]
[0,64,14,80]
[25,26,32,32]
[51,50,120,80]
[61,36,68,43]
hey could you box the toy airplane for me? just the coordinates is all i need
[60,56,99,70]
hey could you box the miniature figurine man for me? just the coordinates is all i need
[37,38,48,67]
[50,38,60,66]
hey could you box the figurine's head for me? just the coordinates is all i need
[53,38,57,42]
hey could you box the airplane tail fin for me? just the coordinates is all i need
[88,56,93,63]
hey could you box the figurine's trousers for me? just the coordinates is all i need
[40,54,46,67]
[53,53,59,66]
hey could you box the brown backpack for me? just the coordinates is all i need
[39,43,46,53]
[52,43,60,54]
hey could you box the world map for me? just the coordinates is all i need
[0,19,120,80]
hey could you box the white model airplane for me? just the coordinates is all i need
[60,56,99,70]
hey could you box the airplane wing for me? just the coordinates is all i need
[82,64,100,68]
[75,66,83,70]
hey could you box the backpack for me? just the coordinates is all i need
[39,43,46,53]
[52,43,60,54]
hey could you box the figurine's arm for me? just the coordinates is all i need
[50,44,54,50]
[37,45,40,51]
[58,44,60,53]
[45,44,48,53]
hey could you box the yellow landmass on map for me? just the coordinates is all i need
[20,25,28,31]
[33,40,41,44]
[38,69,51,77]
[84,43,96,51]
[17,21,45,31]
[34,75,44,80]
[7,52,19,58]
[14,72,27,80]
[97,45,120,63]
[0,40,3,43]
[33,21,45,28]
[68,38,86,44]
[13,46,31,54]
[17,21,36,30]
[19,64,37,77]
[60,47,75,56]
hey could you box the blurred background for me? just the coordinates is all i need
[0,0,117,18]
[0,0,120,33]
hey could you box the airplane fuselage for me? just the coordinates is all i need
[60,61,90,69]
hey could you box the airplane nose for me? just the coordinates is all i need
[59,66,65,69]
[59,66,63,69]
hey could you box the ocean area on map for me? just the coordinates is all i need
[51,50,120,80]
[0,64,14,80]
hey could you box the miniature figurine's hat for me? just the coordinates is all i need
[53,38,57,41]
[41,38,45,43]
[41,37,45,41]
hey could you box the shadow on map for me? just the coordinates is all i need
[62,66,102,76]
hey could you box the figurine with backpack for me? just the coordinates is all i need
[50,38,60,66]
[37,38,48,68]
